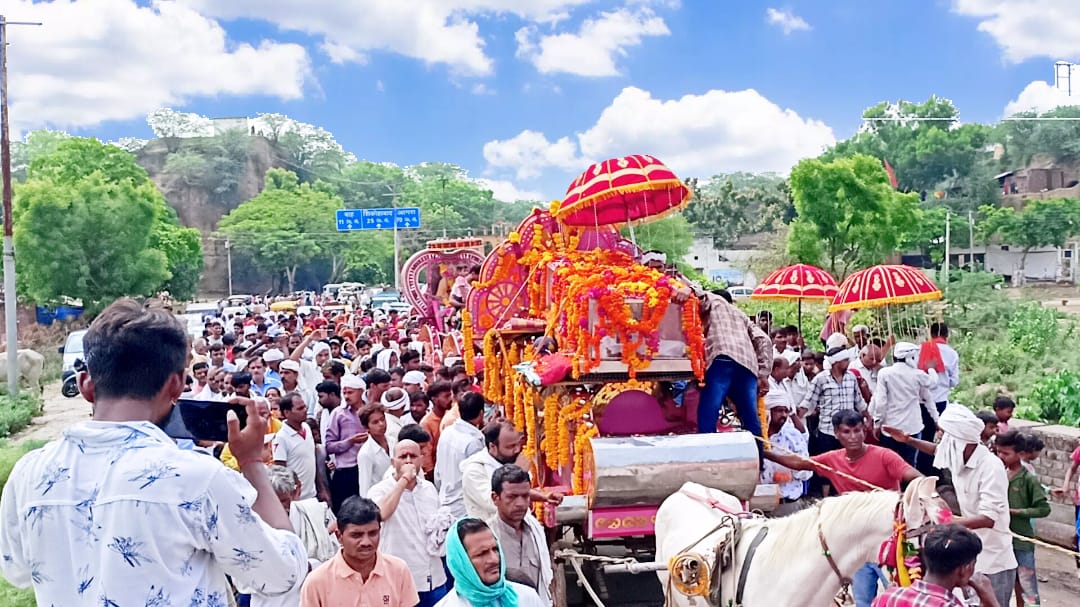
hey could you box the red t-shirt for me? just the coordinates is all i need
[811,445,912,494]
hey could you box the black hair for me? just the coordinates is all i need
[398,423,431,444]
[83,299,189,400]
[359,358,376,373]
[921,524,982,575]
[222,334,236,346]
[930,322,949,338]
[492,464,531,494]
[1020,433,1044,453]
[366,368,392,385]
[322,361,346,377]
[459,392,486,422]
[409,390,429,404]
[994,429,1023,450]
[337,496,382,528]
[757,310,773,321]
[482,421,515,448]
[316,380,341,397]
[427,380,453,399]
[711,289,733,303]
[975,410,998,426]
[831,409,865,430]
[230,372,252,388]
[279,392,304,412]
[192,361,209,371]
[436,366,454,381]
[993,395,1016,411]
[772,357,788,370]
[208,343,225,353]
[400,350,421,365]
[358,403,385,427]
[451,377,473,395]
[419,363,434,373]
[357,337,372,348]
[782,324,798,335]
[456,517,491,544]
[388,366,405,378]
[769,329,784,339]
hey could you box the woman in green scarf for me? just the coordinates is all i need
[438,518,545,607]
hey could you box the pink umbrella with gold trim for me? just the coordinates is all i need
[555,154,691,227]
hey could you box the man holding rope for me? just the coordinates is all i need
[883,404,1016,606]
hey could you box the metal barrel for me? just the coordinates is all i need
[587,431,760,507]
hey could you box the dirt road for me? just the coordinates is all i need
[11,379,88,444]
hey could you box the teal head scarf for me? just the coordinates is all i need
[446,518,520,607]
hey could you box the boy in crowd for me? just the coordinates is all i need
[975,411,999,447]
[993,396,1015,433]
[995,430,1050,606]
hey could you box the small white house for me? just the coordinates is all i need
[949,243,1080,284]
[684,237,766,287]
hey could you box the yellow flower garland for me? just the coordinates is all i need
[572,423,598,495]
[462,309,476,376]
[757,395,770,451]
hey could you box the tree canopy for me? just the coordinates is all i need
[787,154,922,278]
[978,198,1080,284]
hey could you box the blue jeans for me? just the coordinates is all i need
[418,583,450,607]
[698,357,762,457]
[852,562,886,607]
[1015,549,1040,605]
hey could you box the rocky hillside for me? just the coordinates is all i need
[135,135,286,295]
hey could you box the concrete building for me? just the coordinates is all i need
[947,243,1080,284]
[684,236,767,287]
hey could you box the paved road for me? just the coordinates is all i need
[11,380,88,444]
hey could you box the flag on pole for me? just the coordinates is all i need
[883,159,899,189]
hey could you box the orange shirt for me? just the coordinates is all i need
[419,411,444,474]
[300,551,418,607]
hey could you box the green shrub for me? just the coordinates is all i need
[0,579,35,607]
[1027,370,1080,425]
[0,439,47,492]
[1007,302,1060,358]
[0,395,43,439]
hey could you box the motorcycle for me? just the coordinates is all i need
[61,358,86,398]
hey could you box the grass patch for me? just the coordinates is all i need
[0,578,35,607]
[0,439,45,605]
[0,395,43,439]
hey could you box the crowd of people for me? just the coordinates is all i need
[1,282,1078,607]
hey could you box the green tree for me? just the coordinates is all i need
[13,138,201,310]
[623,215,693,265]
[10,130,70,182]
[13,176,169,312]
[684,174,790,249]
[787,154,922,278]
[978,198,1080,285]
[151,206,205,301]
[218,169,342,292]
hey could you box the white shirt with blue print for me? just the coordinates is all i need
[0,420,307,606]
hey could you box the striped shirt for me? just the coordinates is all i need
[872,580,965,606]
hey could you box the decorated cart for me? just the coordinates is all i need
[464,155,768,606]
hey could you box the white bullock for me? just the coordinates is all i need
[656,482,901,607]
[0,349,46,396]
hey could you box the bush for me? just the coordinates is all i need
[1007,302,1060,358]
[0,394,43,439]
[0,579,35,607]
[0,438,46,492]
[1027,370,1080,426]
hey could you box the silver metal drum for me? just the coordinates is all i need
[587,431,760,507]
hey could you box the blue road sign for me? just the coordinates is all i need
[336,207,422,232]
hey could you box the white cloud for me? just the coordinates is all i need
[471,83,496,95]
[474,178,545,202]
[482,86,835,181]
[951,0,1080,63]
[180,0,599,77]
[765,8,811,35]
[578,87,835,175]
[483,130,583,179]
[1004,80,1075,115]
[516,8,669,77]
[7,0,310,132]
[375,80,386,93]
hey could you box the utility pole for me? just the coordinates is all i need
[967,210,975,269]
[0,16,42,398]
[384,186,400,290]
[225,238,233,297]
[943,210,951,296]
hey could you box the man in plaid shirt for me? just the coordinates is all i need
[679,288,771,441]
[873,524,1001,607]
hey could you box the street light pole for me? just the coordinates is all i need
[0,16,42,398]
[225,239,233,297]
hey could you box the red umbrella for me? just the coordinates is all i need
[751,263,839,331]
[829,265,942,313]
[751,264,838,302]
[555,154,691,227]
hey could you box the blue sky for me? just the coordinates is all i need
[8,1,1080,200]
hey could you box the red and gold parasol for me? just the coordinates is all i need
[555,154,691,226]
[829,265,942,312]
[751,263,838,302]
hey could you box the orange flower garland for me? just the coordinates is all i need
[572,423,598,495]
[462,309,476,376]
[523,392,538,458]
[539,391,564,467]
[556,395,591,469]
[757,395,770,451]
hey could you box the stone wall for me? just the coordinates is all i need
[1010,419,1079,547]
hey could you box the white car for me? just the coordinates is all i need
[728,286,754,300]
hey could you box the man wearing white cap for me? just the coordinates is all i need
[402,370,427,392]
[248,355,284,398]
[262,348,285,384]
[641,250,667,271]
[884,405,1017,605]
[760,390,811,515]
[381,387,411,449]
[290,328,333,392]
[870,342,936,464]
[279,360,316,415]
[325,374,369,512]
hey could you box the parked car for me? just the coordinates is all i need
[59,329,87,397]
[728,286,754,300]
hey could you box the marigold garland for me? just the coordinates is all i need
[523,393,538,459]
[757,395,770,451]
[556,395,592,470]
[572,423,598,495]
[539,391,564,467]
[462,309,476,376]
